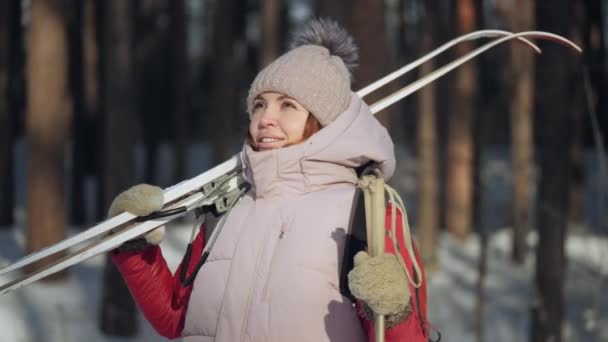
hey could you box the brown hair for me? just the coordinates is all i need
[247,113,322,150]
[301,113,322,141]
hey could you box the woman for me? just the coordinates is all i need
[109,19,428,342]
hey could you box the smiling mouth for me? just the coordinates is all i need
[258,137,283,143]
[256,137,285,150]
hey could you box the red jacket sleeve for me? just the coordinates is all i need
[357,205,429,342]
[110,226,206,339]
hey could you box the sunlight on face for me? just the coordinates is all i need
[249,92,311,151]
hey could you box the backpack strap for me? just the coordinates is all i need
[339,164,380,299]
[339,184,368,301]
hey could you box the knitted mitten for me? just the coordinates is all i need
[348,251,411,326]
[108,184,166,248]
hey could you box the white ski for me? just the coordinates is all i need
[0,30,580,296]
[369,31,580,114]
[2,190,205,294]
[0,156,242,276]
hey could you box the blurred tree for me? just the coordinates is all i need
[435,1,455,235]
[581,0,607,238]
[446,0,478,241]
[25,0,70,279]
[97,1,138,337]
[316,0,399,135]
[208,0,248,164]
[350,0,393,129]
[187,0,214,140]
[170,0,189,183]
[69,0,100,225]
[509,0,535,263]
[417,0,440,271]
[390,0,417,146]
[473,3,487,340]
[476,0,512,149]
[0,0,17,226]
[577,0,607,226]
[568,0,587,227]
[261,0,283,67]
[134,0,171,185]
[530,1,576,341]
[315,0,350,27]
[584,0,608,149]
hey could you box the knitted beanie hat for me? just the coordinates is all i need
[247,18,359,127]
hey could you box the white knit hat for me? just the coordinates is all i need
[247,19,358,127]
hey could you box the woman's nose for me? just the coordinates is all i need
[258,105,279,126]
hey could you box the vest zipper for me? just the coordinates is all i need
[239,224,270,342]
[262,229,285,301]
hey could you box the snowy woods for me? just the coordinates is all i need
[0,0,607,341]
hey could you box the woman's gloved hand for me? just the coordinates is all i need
[347,251,411,327]
[108,184,166,246]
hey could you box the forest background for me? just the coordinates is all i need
[0,0,607,341]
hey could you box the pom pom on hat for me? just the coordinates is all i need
[288,18,358,79]
[247,18,358,126]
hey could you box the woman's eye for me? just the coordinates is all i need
[283,102,296,109]
[253,102,265,110]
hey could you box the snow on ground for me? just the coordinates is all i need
[0,223,193,342]
[1,223,607,342]
[427,230,608,342]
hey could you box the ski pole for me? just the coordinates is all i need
[359,172,387,342]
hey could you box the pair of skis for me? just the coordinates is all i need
[0,30,581,298]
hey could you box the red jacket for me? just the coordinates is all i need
[111,207,429,341]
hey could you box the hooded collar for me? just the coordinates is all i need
[242,93,395,199]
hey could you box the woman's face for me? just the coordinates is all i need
[249,92,311,151]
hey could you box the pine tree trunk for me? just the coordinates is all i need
[68,0,86,225]
[386,0,412,146]
[583,0,607,150]
[25,0,71,278]
[69,0,99,226]
[260,0,282,67]
[134,0,165,185]
[509,0,535,263]
[349,0,392,128]
[581,0,606,234]
[170,0,188,183]
[208,0,246,164]
[98,1,138,336]
[446,0,477,241]
[530,2,574,341]
[568,0,586,228]
[82,0,99,121]
[435,0,456,235]
[417,0,440,271]
[0,0,15,227]
[83,0,100,219]
[473,2,487,340]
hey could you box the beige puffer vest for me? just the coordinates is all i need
[182,93,395,342]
